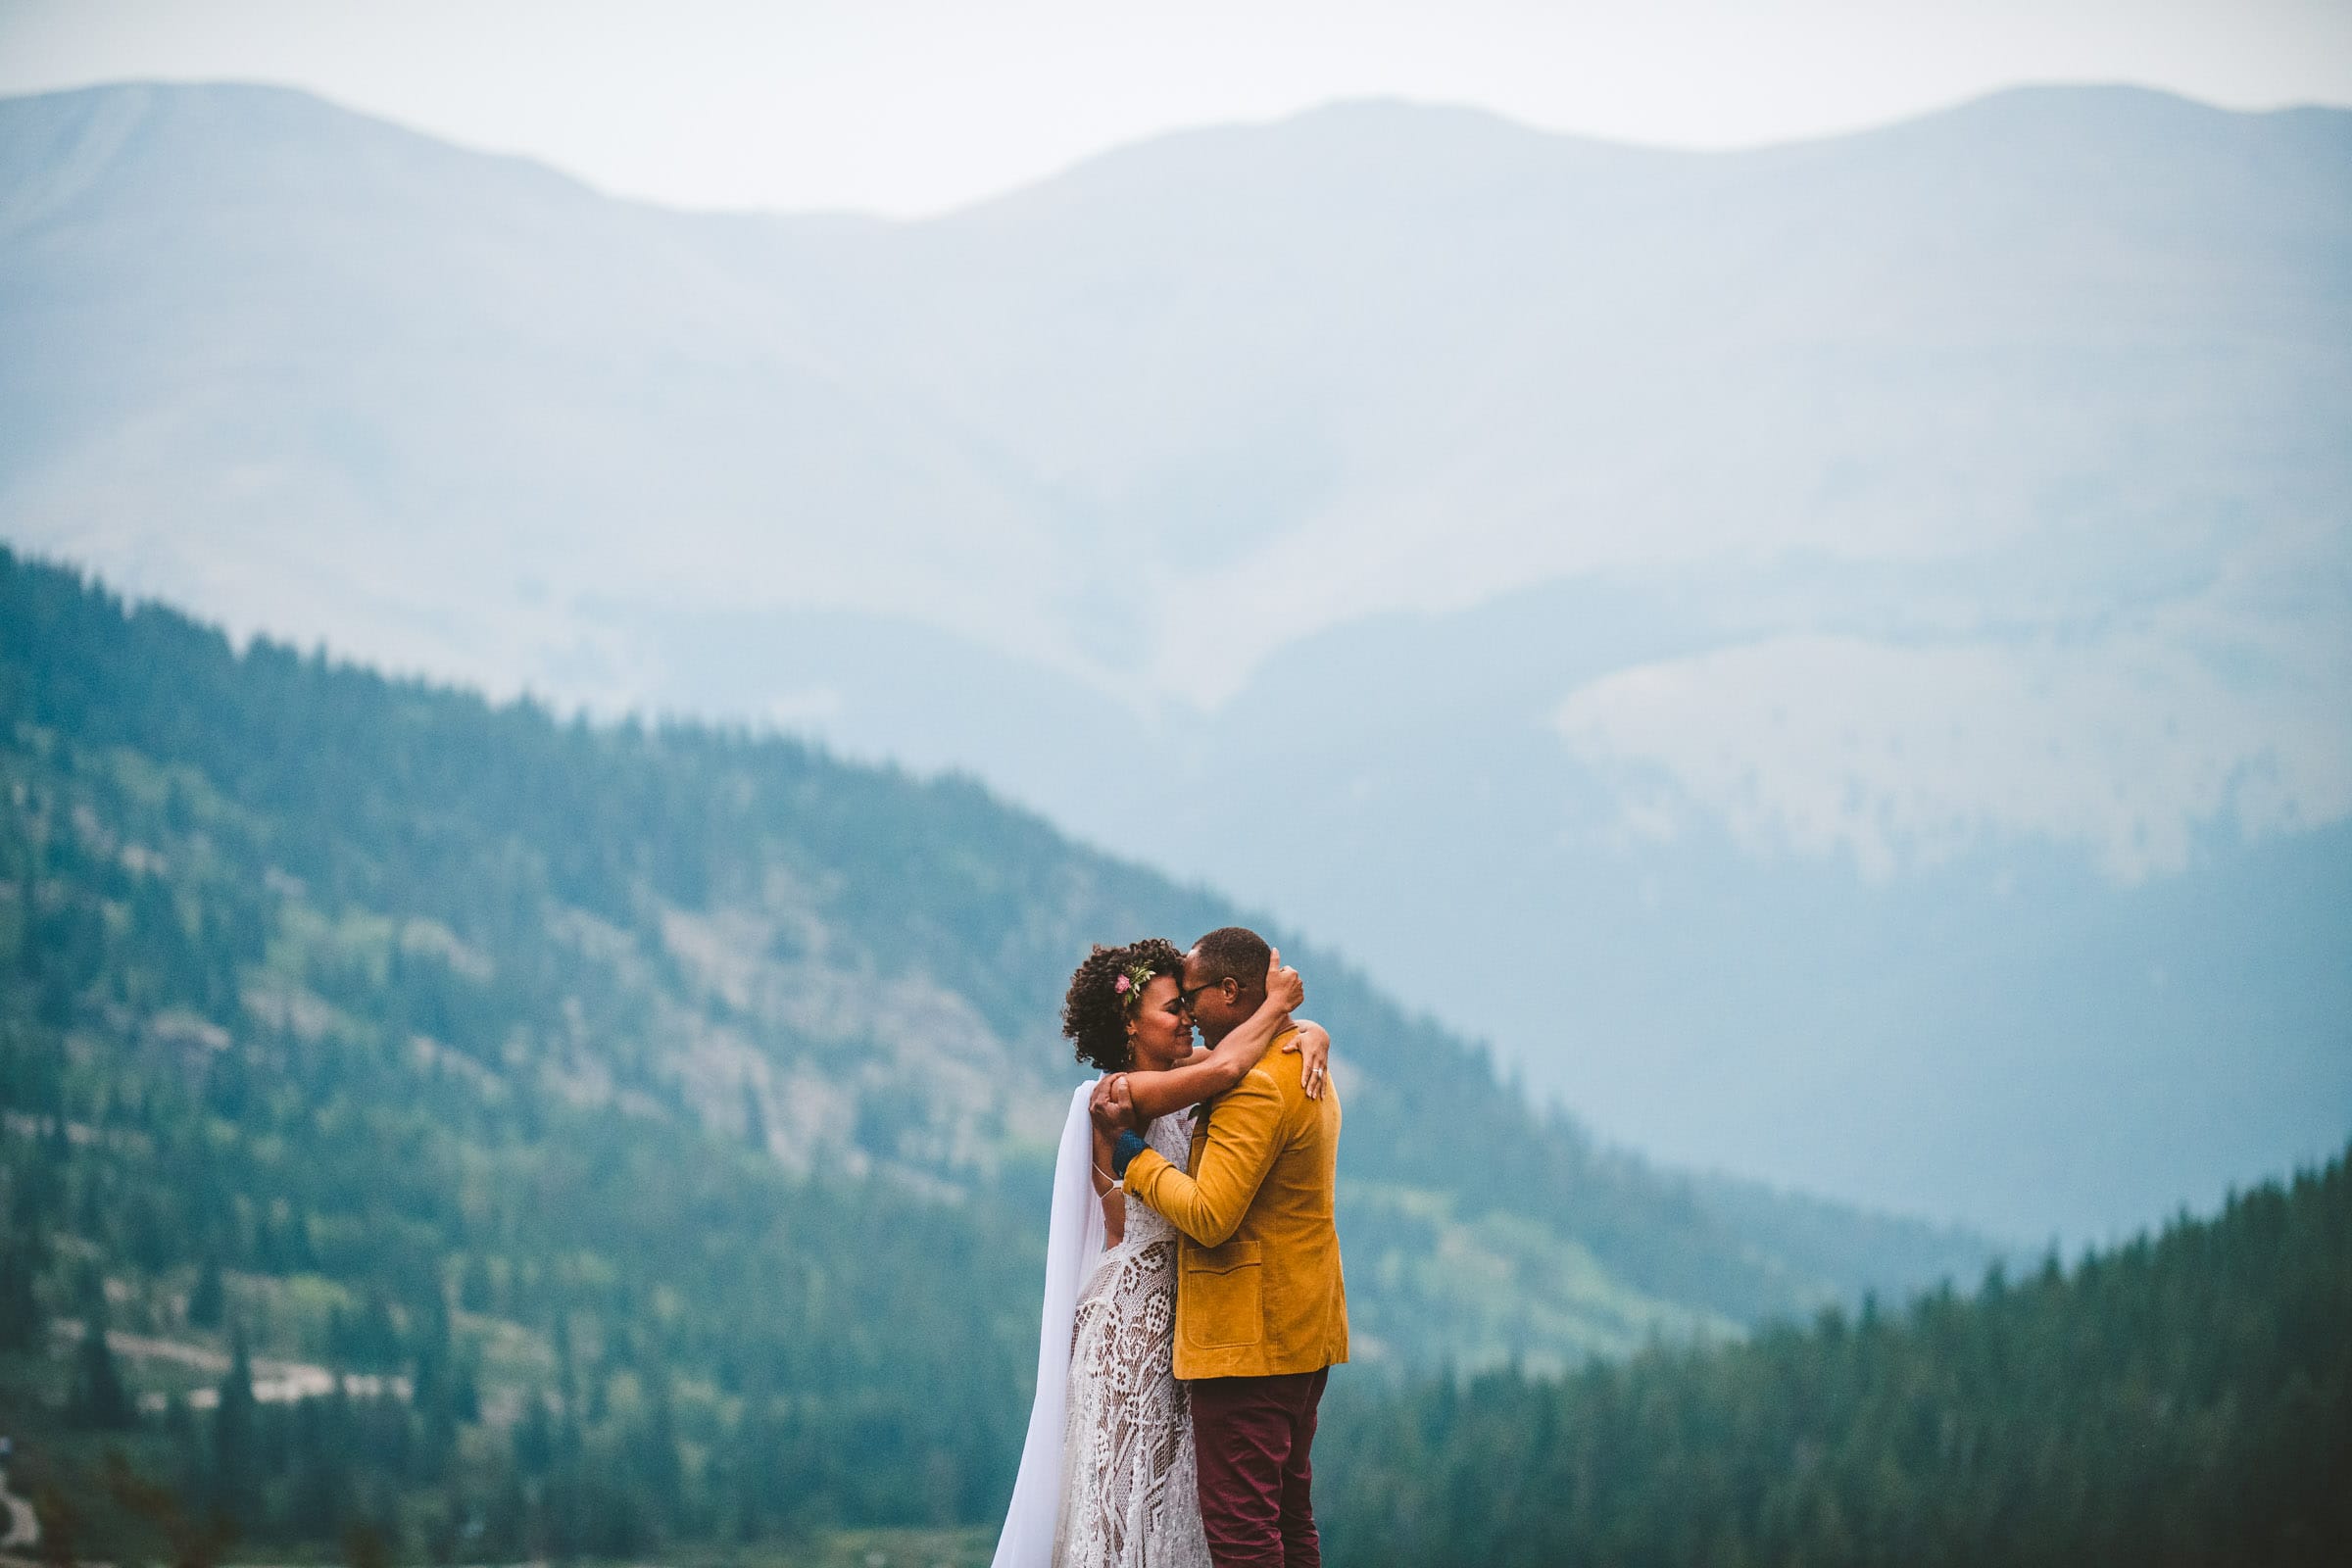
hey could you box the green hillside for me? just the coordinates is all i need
[1318,1148,2352,1565]
[0,549,1985,1554]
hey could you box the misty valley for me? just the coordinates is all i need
[1,61,2347,1568]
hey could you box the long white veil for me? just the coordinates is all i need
[991,1079,1108,1567]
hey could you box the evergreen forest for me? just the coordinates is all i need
[1,548,2337,1564]
[1315,1150,2350,1564]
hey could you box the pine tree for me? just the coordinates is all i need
[68,1266,137,1429]
[458,1253,493,1313]
[0,1231,44,1351]
[188,1250,225,1329]
[513,1393,556,1476]
[288,1388,354,1542]
[69,1318,137,1429]
[209,1325,261,1526]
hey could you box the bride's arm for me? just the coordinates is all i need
[1167,1018,1329,1098]
[1120,952,1305,1123]
[1092,1119,1124,1247]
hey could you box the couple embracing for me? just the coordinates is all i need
[994,926,1348,1568]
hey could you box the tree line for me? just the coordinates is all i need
[1314,1148,2351,1565]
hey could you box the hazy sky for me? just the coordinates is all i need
[2,0,2348,215]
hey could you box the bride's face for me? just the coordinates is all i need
[1128,973,1195,1072]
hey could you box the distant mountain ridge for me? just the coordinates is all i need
[1,80,2345,1239]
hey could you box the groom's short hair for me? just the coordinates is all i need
[1191,925,1272,991]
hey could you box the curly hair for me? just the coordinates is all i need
[1061,937,1186,1073]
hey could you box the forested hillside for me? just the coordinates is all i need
[0,550,1987,1555]
[1319,1149,2352,1565]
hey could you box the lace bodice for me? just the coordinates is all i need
[1112,1110,1196,1250]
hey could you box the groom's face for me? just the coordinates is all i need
[1180,948,1248,1044]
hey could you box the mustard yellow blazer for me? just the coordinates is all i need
[1124,1026,1349,1381]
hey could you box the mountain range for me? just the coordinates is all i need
[0,547,1988,1371]
[4,548,2336,1568]
[1,80,2345,1239]
[0,547,2000,1551]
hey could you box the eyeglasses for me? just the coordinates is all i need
[1177,979,1224,1011]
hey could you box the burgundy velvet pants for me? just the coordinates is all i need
[1188,1366,1330,1568]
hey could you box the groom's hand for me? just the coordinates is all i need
[1266,946,1305,1014]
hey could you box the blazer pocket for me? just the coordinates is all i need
[1184,1240,1263,1350]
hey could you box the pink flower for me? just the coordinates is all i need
[1114,975,1131,994]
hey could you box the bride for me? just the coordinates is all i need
[993,938,1328,1568]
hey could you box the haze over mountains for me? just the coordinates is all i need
[2,80,2346,1240]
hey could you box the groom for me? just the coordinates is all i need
[1096,925,1348,1567]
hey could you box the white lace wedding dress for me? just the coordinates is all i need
[1051,1109,1211,1568]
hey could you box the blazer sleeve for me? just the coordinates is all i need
[1123,1066,1286,1249]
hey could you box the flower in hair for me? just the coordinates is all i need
[1114,975,1131,995]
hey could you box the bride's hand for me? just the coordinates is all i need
[1264,947,1304,1014]
[1090,1072,1141,1132]
[1280,1018,1331,1100]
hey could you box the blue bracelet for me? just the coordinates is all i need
[1110,1130,1148,1178]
